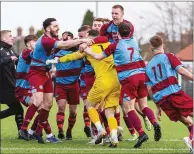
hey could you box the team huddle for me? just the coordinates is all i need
[0,4,193,152]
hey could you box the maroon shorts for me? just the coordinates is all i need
[55,82,80,105]
[158,90,193,122]
[28,70,53,93]
[80,86,88,100]
[84,73,95,92]
[120,73,148,101]
[15,87,32,107]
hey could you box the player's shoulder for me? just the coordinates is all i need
[102,20,114,28]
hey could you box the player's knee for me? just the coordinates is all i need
[69,111,77,117]
[105,107,115,118]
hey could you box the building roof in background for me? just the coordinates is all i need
[176,44,193,61]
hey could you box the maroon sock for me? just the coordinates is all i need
[31,114,39,131]
[83,106,90,127]
[21,104,38,130]
[67,113,77,133]
[142,107,157,125]
[56,112,65,133]
[44,120,52,135]
[91,123,98,135]
[35,109,49,135]
[128,110,144,136]
[188,125,193,140]
[114,112,120,126]
[123,116,135,135]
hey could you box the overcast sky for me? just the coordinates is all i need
[1,2,191,43]
[1,2,157,38]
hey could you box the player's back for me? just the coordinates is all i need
[146,53,181,102]
[16,49,32,89]
[114,38,145,81]
[87,42,117,79]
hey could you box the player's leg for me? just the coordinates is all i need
[65,82,80,140]
[19,73,46,140]
[105,107,118,147]
[125,99,149,148]
[55,84,68,139]
[122,103,137,141]
[56,99,67,140]
[80,86,92,138]
[66,104,77,140]
[138,97,161,141]
[114,106,123,141]
[19,92,43,140]
[135,101,151,131]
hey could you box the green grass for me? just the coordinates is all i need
[0,101,190,154]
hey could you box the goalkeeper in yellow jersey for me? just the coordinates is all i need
[48,29,121,147]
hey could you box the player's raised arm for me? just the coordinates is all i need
[84,41,117,60]
[56,39,93,50]
[177,66,193,81]
[166,53,193,81]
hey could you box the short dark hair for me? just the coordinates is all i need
[118,22,130,37]
[24,35,38,46]
[62,31,74,39]
[93,18,104,22]
[112,4,124,12]
[43,18,56,30]
[149,35,163,49]
[78,25,91,32]
[103,18,110,24]
[88,29,99,37]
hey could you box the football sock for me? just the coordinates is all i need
[56,112,65,133]
[142,107,157,125]
[128,110,144,136]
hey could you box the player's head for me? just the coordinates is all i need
[92,18,104,32]
[103,18,111,24]
[78,25,91,39]
[118,22,130,38]
[24,35,38,50]
[88,29,99,39]
[62,31,74,41]
[43,18,59,38]
[112,5,124,25]
[149,35,164,53]
[0,30,13,46]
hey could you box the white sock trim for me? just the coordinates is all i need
[28,129,34,135]
[46,133,53,138]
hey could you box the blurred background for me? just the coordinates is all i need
[1,1,193,97]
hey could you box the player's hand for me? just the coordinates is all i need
[156,107,162,121]
[46,59,58,65]
[49,66,56,78]
[81,38,94,46]
[54,57,60,62]
[11,56,18,61]
[79,43,88,52]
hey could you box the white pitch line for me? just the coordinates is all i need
[1,148,188,151]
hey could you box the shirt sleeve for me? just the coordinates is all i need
[103,42,117,57]
[93,36,108,44]
[59,51,86,63]
[22,50,32,64]
[100,23,109,37]
[41,36,58,55]
[144,72,152,86]
[166,53,183,71]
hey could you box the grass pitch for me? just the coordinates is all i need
[0,101,190,154]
